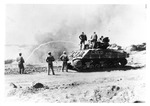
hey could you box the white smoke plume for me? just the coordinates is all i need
[6,4,146,63]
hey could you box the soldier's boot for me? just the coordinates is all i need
[52,71,55,75]
[48,70,50,75]
[65,66,68,72]
[22,69,24,74]
[62,66,64,72]
[66,69,68,72]
[19,69,21,74]
[51,69,55,75]
[21,69,23,74]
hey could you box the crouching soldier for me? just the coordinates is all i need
[46,52,55,75]
[16,53,25,74]
[60,51,69,72]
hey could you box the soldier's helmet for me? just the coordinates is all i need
[63,51,66,54]
[48,52,51,55]
[19,53,22,56]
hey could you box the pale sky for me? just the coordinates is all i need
[6,4,147,46]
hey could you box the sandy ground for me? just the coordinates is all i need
[4,51,146,103]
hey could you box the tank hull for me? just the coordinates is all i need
[68,49,128,72]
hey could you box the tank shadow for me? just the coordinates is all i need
[71,65,145,73]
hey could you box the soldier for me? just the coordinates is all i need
[79,32,87,50]
[46,52,55,75]
[97,36,104,48]
[60,51,69,72]
[91,32,98,49]
[99,36,104,43]
[16,53,25,74]
[102,37,110,49]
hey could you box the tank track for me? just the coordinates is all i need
[68,58,127,72]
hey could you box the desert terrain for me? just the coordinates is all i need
[4,44,146,103]
[4,4,147,103]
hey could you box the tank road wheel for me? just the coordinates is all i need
[119,59,127,67]
[73,60,82,67]
[113,60,120,67]
[107,61,114,67]
[89,64,94,69]
[73,59,83,71]
[108,61,113,67]
[95,64,101,69]
[100,61,107,68]
[83,64,87,70]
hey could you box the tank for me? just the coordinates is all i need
[67,48,129,72]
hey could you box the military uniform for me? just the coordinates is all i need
[99,36,104,43]
[46,52,55,75]
[60,51,69,72]
[79,32,87,50]
[91,32,98,49]
[97,36,104,48]
[17,53,25,74]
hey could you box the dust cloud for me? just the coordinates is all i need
[6,4,146,63]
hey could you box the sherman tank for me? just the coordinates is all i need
[67,38,129,72]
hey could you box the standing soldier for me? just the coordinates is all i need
[79,32,87,50]
[91,32,98,49]
[60,51,69,72]
[46,52,55,75]
[16,53,25,74]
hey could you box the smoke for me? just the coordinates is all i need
[27,41,78,64]
[34,4,145,44]
[6,4,146,63]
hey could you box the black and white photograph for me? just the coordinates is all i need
[1,1,148,103]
